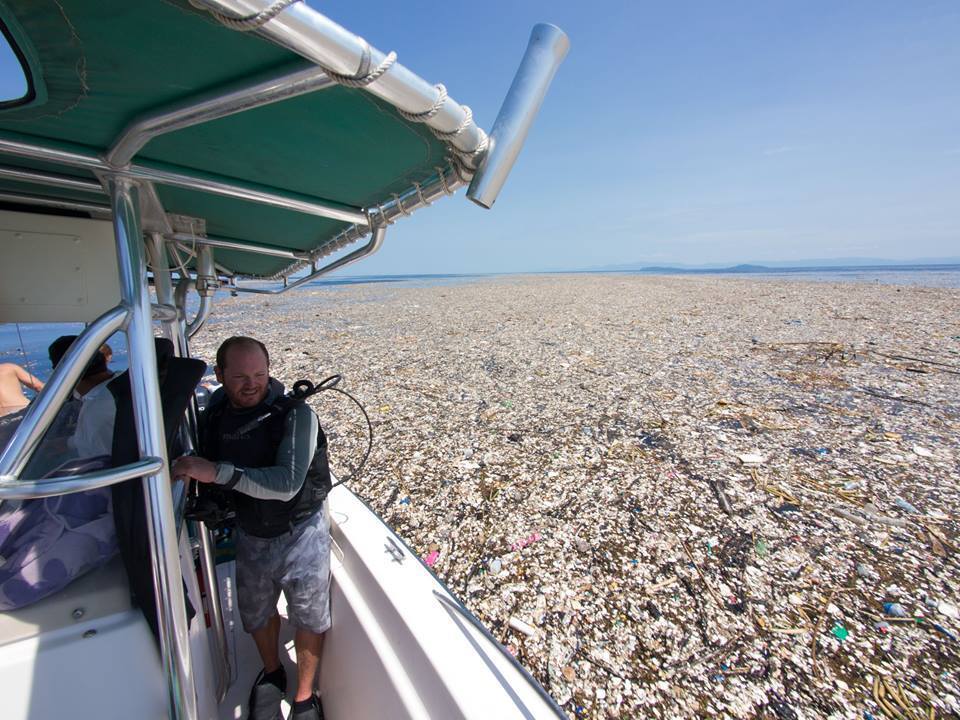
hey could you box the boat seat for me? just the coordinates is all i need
[0,554,130,647]
[109,337,206,643]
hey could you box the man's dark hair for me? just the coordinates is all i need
[216,336,270,371]
[48,335,108,379]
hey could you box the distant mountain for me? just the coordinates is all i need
[592,256,960,272]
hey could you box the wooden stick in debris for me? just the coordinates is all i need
[810,589,836,678]
[870,350,960,372]
[855,387,932,408]
[680,539,725,608]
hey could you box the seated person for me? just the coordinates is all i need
[0,362,44,417]
[0,341,120,610]
[47,335,115,399]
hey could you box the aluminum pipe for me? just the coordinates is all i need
[169,232,309,260]
[193,1,487,160]
[0,165,105,193]
[107,176,198,720]
[467,24,569,209]
[0,134,366,225]
[0,191,111,217]
[108,63,335,167]
[0,305,128,478]
[234,225,386,295]
[0,458,165,500]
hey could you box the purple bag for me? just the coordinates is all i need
[0,456,118,611]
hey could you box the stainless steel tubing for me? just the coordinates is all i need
[0,191,112,216]
[0,458,165,500]
[195,1,487,158]
[233,225,386,295]
[237,165,461,289]
[169,232,309,260]
[152,303,179,322]
[107,176,198,720]
[108,63,335,167]
[0,305,128,478]
[146,235,189,530]
[0,133,104,170]
[195,522,231,700]
[173,277,213,340]
[467,24,569,209]
[0,165,105,193]
[187,246,216,338]
[126,164,367,225]
[0,135,366,225]
[153,233,229,700]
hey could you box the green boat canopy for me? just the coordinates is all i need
[0,0,464,278]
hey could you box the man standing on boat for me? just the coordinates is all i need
[173,336,332,720]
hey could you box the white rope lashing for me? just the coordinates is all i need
[191,0,302,31]
[195,1,489,178]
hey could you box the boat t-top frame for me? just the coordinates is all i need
[0,2,567,718]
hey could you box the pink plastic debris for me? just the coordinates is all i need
[510,532,543,552]
[424,550,440,567]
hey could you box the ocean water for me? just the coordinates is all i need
[687,264,960,288]
[4,265,957,382]
[303,265,960,290]
[0,322,129,385]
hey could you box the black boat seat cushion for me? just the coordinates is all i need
[109,338,205,644]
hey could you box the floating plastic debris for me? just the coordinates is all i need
[510,531,542,552]
[938,601,960,620]
[883,602,908,618]
[187,273,960,719]
[894,497,921,514]
[508,616,537,637]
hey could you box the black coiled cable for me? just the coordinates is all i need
[291,375,373,487]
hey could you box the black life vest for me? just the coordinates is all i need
[201,394,331,538]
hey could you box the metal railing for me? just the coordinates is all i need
[0,305,128,479]
[148,233,231,703]
[231,225,387,295]
[107,61,335,167]
[0,458,165,500]
[0,134,366,225]
[108,176,198,720]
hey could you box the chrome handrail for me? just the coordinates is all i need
[0,457,165,500]
[107,62,335,167]
[151,232,231,707]
[0,305,129,479]
[169,232,310,260]
[108,176,198,720]
[231,225,386,294]
[0,136,366,226]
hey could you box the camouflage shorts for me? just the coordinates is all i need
[235,504,331,634]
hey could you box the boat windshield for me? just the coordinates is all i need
[0,23,29,105]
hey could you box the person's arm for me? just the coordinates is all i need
[14,365,44,393]
[173,404,318,501]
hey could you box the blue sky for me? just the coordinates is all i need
[2,2,959,273]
